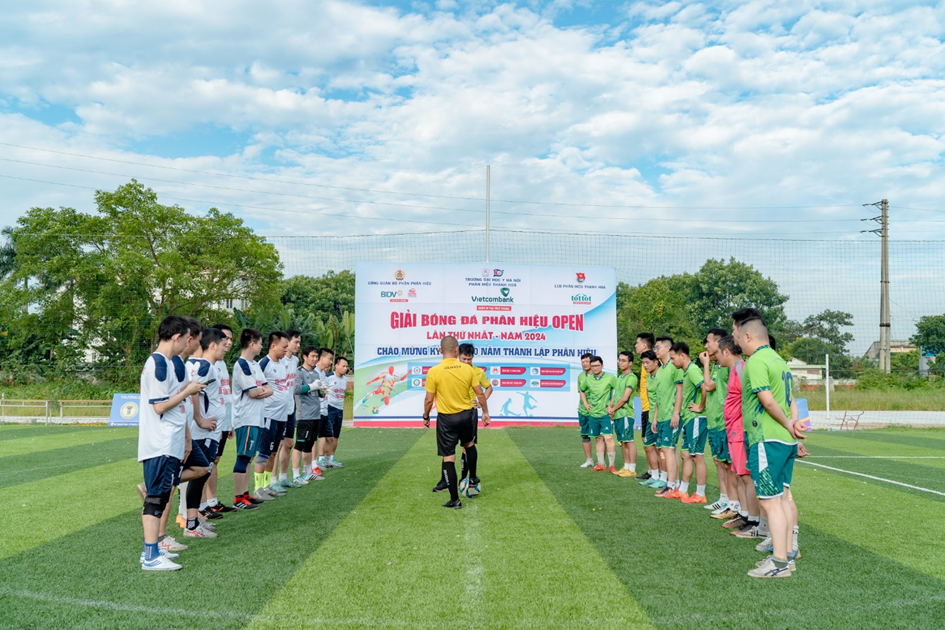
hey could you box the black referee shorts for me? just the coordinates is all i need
[436,408,477,457]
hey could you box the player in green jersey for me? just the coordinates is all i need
[607,350,639,477]
[671,341,708,503]
[653,337,684,497]
[640,350,665,489]
[690,328,734,510]
[577,353,594,468]
[579,355,618,473]
[735,315,806,578]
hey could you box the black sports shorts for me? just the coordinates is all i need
[436,408,477,457]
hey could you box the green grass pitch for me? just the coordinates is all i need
[1,425,944,629]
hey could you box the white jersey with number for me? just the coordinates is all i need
[188,357,224,441]
[259,355,289,422]
[315,367,330,417]
[138,352,187,462]
[215,359,233,432]
[326,373,347,410]
[282,354,300,416]
[232,357,267,429]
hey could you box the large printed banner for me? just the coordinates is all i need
[353,263,617,427]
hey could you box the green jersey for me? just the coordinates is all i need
[649,361,681,422]
[577,371,589,416]
[705,364,730,431]
[742,345,795,447]
[612,371,638,419]
[579,372,616,417]
[680,361,704,421]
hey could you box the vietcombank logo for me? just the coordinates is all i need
[572,293,592,305]
[472,287,514,304]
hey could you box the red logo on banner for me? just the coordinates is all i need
[500,367,526,375]
[476,305,512,311]
[500,379,526,387]
[539,368,567,376]
[539,380,567,388]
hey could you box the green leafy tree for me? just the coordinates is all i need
[282,271,355,323]
[783,309,854,376]
[617,278,701,352]
[911,314,945,356]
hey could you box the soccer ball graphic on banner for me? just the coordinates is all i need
[460,478,481,498]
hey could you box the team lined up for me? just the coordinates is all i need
[137,316,350,571]
[576,309,806,578]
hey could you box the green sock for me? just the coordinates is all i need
[263,471,271,487]
[254,472,264,490]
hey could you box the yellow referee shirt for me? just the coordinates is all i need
[425,358,478,414]
[467,366,491,404]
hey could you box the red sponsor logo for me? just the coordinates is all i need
[476,305,512,311]
[539,368,567,376]
[500,367,526,375]
[389,298,408,302]
[500,379,526,387]
[539,380,567,388]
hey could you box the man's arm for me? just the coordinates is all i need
[250,384,273,399]
[473,385,490,426]
[700,352,716,392]
[423,391,435,427]
[757,390,806,440]
[580,391,591,410]
[672,382,683,427]
[191,393,217,430]
[612,386,633,413]
[153,380,204,415]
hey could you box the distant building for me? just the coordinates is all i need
[863,340,916,361]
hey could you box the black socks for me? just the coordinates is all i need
[465,446,478,480]
[443,460,458,501]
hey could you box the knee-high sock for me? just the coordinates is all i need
[187,473,210,511]
[460,451,468,479]
[443,460,458,501]
[465,446,478,480]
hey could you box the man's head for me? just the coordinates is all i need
[157,315,190,355]
[731,307,765,337]
[655,336,674,360]
[589,355,604,376]
[736,318,769,356]
[703,328,727,359]
[181,317,203,357]
[212,323,233,354]
[440,335,459,358]
[301,345,319,369]
[717,334,742,368]
[640,350,659,375]
[334,356,349,376]
[267,331,288,359]
[240,328,263,356]
[458,343,475,365]
[670,341,690,368]
[581,352,593,372]
[317,347,334,370]
[618,350,633,373]
[200,327,227,362]
[635,333,655,354]
[285,329,302,356]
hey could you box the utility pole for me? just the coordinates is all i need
[485,164,491,263]
[862,199,890,373]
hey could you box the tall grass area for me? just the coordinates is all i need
[803,388,945,410]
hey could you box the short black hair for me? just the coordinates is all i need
[240,328,262,349]
[769,333,778,351]
[589,355,603,365]
[458,343,475,357]
[732,308,765,326]
[636,332,655,349]
[640,350,658,362]
[211,323,233,334]
[718,335,742,356]
[200,327,225,351]
[268,331,287,346]
[335,356,349,366]
[580,352,593,360]
[157,315,189,341]
[301,345,319,357]
[619,350,634,363]
[704,328,727,343]
[319,347,335,360]
[655,336,674,346]
[285,329,301,340]
[670,341,690,356]
[183,317,202,337]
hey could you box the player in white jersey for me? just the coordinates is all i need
[275,330,302,487]
[188,328,230,522]
[231,328,273,509]
[205,323,235,514]
[314,347,335,470]
[256,331,290,499]
[138,315,205,571]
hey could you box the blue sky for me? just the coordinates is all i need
[1,1,944,347]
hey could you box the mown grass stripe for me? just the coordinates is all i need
[823,429,945,451]
[797,444,945,499]
[0,436,137,490]
[251,429,655,629]
[0,424,109,441]
[0,426,133,457]
[0,428,422,630]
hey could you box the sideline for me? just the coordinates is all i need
[797,460,945,497]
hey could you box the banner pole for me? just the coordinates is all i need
[485,164,491,263]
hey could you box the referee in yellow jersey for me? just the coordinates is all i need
[423,336,491,508]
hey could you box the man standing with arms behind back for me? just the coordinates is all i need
[423,336,491,509]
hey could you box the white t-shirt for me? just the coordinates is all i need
[232,357,267,429]
[326,373,347,410]
[260,355,289,422]
[315,367,330,417]
[282,354,300,416]
[215,359,233,432]
[188,357,223,441]
[138,352,187,462]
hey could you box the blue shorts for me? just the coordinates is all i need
[267,420,287,453]
[235,426,261,458]
[142,455,180,496]
[321,407,343,439]
[285,412,296,440]
[199,438,219,463]
[182,439,211,469]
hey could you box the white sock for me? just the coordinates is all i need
[729,501,740,512]
[623,463,631,470]
[597,453,605,465]
[696,484,706,497]
[585,457,594,464]
[178,482,188,517]
[278,473,287,482]
[304,464,312,475]
[679,481,690,494]
[292,468,300,479]
[199,501,208,511]
[629,463,636,472]
[739,509,748,518]
[793,526,799,549]
[759,516,770,535]
[607,452,615,467]
[208,497,218,507]
[660,471,668,481]
[719,493,729,503]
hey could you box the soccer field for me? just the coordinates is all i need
[2,426,944,629]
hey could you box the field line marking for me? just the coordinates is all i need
[462,498,485,626]
[805,456,945,459]
[797,460,945,496]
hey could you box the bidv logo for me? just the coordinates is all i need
[576,272,586,283]
[572,293,592,305]
[493,269,504,277]
[381,290,403,298]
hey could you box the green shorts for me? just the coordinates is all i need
[642,411,657,446]
[588,415,613,437]
[656,420,681,449]
[613,415,633,443]
[748,441,798,499]
[681,416,708,456]
[708,427,730,462]
[578,414,590,437]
